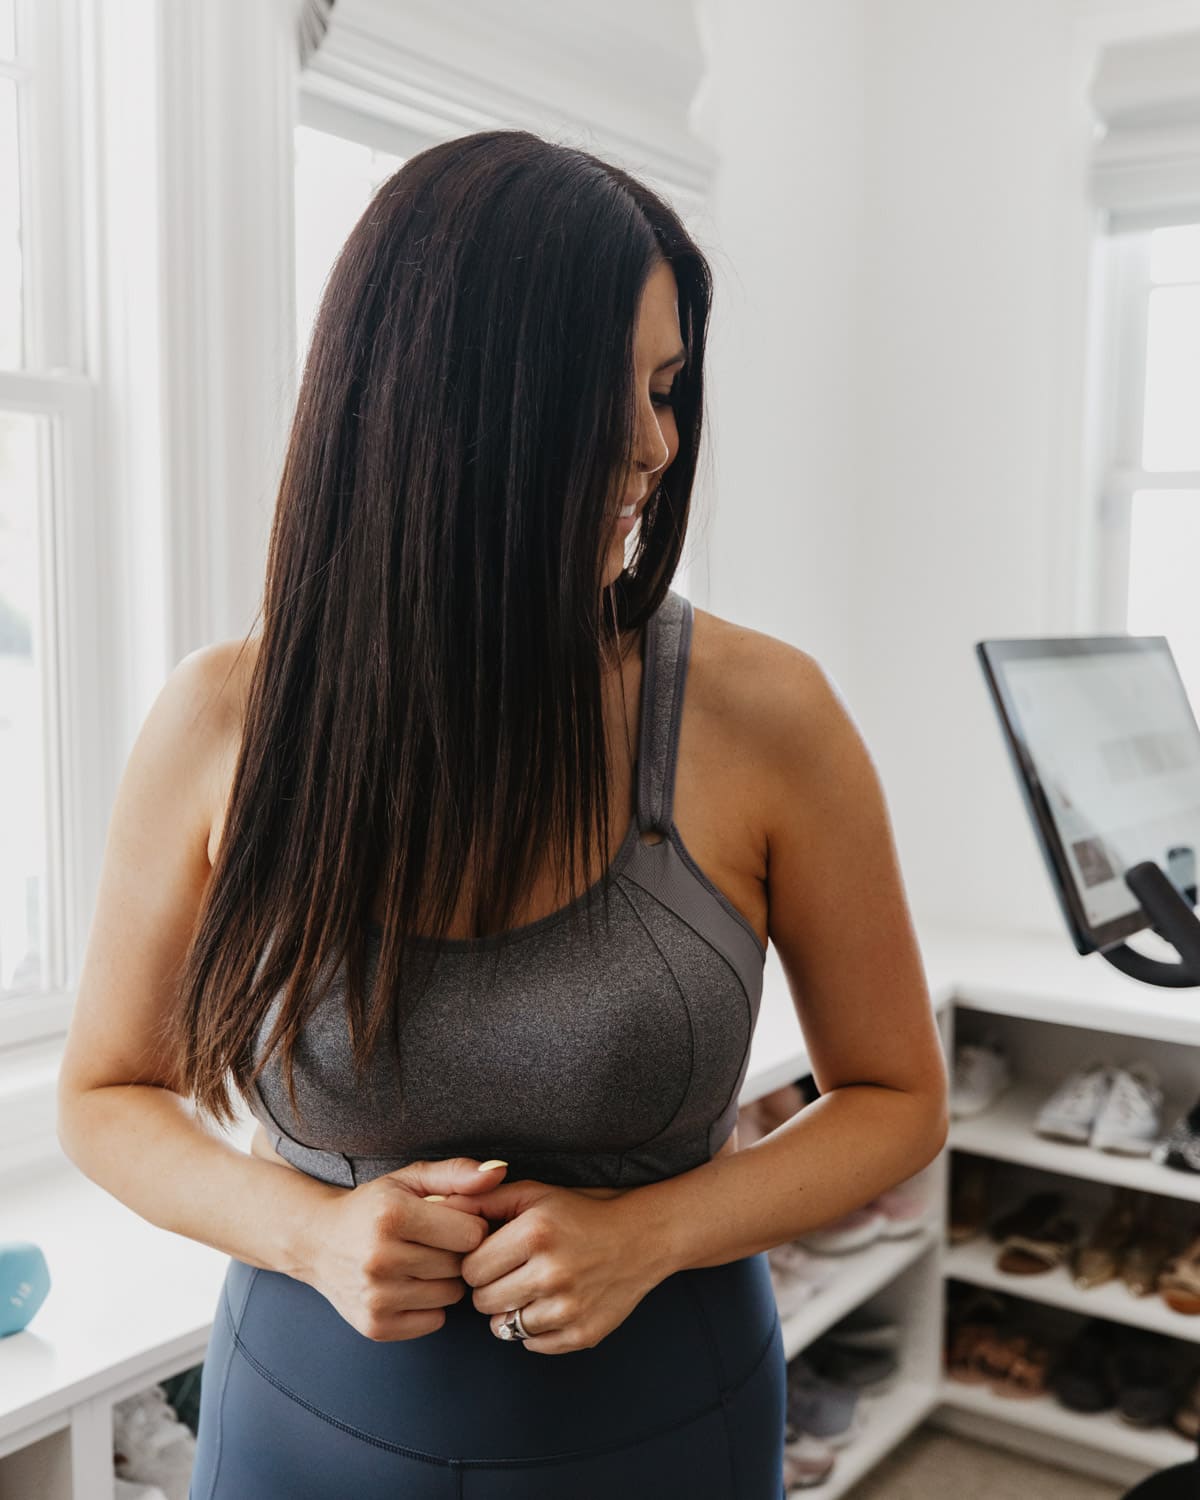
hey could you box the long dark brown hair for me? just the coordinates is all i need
[166,129,714,1133]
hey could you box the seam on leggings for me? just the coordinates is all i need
[676,1266,780,1394]
[227,1310,780,1472]
[199,1263,261,1499]
[677,1276,780,1500]
[200,1280,240,1499]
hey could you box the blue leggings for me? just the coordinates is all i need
[189,1248,786,1499]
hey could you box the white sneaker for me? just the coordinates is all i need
[783,1432,837,1488]
[1035,1059,1113,1143]
[769,1241,837,1318]
[1089,1060,1164,1156]
[797,1206,886,1255]
[112,1384,195,1500]
[951,1035,1011,1118]
[772,1270,828,1322]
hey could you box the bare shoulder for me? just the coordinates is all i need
[688,603,836,772]
[149,636,258,867]
[675,605,839,948]
[178,636,260,866]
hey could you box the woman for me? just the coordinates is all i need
[56,130,948,1498]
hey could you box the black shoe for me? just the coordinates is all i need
[1048,1320,1115,1414]
[1153,1095,1200,1174]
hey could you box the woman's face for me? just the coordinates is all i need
[602,258,685,589]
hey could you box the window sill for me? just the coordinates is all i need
[0,1031,67,1179]
[0,1137,254,1445]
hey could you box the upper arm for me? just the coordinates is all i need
[57,642,245,1104]
[759,645,948,1125]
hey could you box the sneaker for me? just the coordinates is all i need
[768,1239,825,1281]
[821,1308,902,1352]
[797,1205,886,1255]
[768,1242,837,1319]
[952,1034,1012,1118]
[772,1272,826,1323]
[1152,1094,1200,1173]
[112,1384,196,1500]
[808,1337,900,1395]
[783,1432,837,1488]
[786,1355,862,1447]
[867,1179,931,1238]
[1035,1059,1113,1144]
[1089,1061,1163,1156]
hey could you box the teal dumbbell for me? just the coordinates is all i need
[0,1242,51,1336]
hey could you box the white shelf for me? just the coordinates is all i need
[0,1153,239,1451]
[778,1225,939,1361]
[786,1376,936,1498]
[944,1235,1200,1344]
[920,919,1200,1049]
[949,1080,1200,1204]
[938,1374,1198,1471]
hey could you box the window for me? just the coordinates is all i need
[1096,222,1200,707]
[0,0,99,1041]
[294,125,404,369]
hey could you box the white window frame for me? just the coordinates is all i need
[0,0,114,1054]
[1090,225,1200,634]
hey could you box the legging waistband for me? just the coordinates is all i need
[221,1249,780,1466]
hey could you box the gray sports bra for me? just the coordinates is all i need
[246,587,768,1190]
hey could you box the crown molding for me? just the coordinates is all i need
[305,0,715,204]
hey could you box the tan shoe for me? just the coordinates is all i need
[1158,1220,1200,1315]
[1073,1186,1144,1289]
[1118,1212,1181,1296]
[948,1154,993,1244]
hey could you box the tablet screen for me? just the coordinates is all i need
[977,635,1200,954]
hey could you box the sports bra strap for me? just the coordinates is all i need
[636,588,694,837]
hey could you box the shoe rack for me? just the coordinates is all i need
[933,999,1200,1491]
[752,993,956,1500]
[757,935,1200,1498]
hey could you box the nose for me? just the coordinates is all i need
[634,396,670,481]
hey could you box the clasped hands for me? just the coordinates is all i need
[432,1167,669,1354]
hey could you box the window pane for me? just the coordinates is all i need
[1142,285,1200,471]
[1151,224,1200,286]
[1127,490,1200,715]
[0,77,23,369]
[294,125,404,371]
[0,410,50,997]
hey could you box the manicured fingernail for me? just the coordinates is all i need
[423,1194,446,1201]
[477,1159,507,1172]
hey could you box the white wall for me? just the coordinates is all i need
[699,0,865,690]
[854,0,1087,936]
[704,0,1200,939]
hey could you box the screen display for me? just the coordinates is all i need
[978,636,1200,953]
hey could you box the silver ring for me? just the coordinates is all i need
[497,1307,530,1341]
